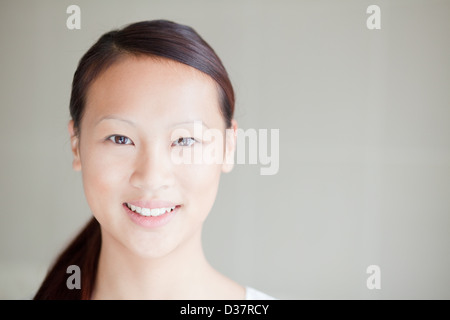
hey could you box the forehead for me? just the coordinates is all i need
[83,55,222,128]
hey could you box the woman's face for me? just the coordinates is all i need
[69,56,236,258]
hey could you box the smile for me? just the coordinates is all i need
[125,203,176,217]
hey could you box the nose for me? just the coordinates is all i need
[129,143,174,192]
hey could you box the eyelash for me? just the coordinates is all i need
[107,135,133,145]
[106,135,198,147]
[171,137,198,147]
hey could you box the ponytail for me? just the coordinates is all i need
[33,217,101,299]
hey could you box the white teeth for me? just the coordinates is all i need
[126,203,175,217]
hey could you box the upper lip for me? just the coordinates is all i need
[125,200,180,209]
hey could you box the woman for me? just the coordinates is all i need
[34,19,273,300]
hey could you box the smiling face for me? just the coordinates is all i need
[68,56,236,259]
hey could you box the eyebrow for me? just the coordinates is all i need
[173,120,210,129]
[95,115,209,129]
[96,115,136,127]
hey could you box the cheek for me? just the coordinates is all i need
[80,144,129,212]
[177,163,222,213]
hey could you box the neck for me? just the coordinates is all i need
[92,229,215,299]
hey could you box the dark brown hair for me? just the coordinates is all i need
[34,19,234,300]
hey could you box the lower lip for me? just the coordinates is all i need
[123,203,179,229]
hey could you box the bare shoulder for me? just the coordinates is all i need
[245,286,276,300]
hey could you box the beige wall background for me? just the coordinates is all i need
[1,0,449,299]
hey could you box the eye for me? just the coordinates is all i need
[172,137,197,147]
[107,135,134,145]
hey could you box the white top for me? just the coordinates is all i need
[245,286,276,300]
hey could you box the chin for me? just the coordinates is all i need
[124,233,183,260]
